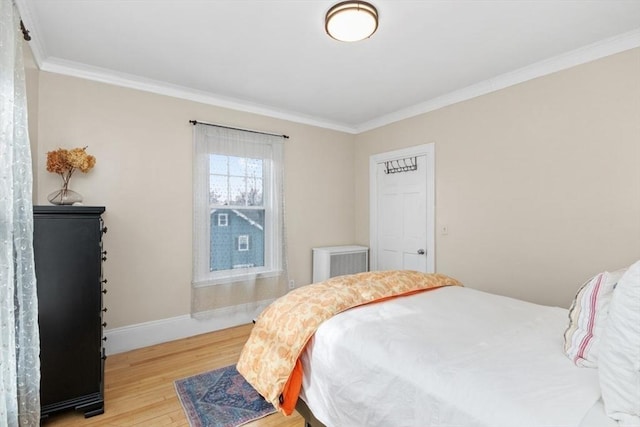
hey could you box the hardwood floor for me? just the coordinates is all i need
[42,323,304,427]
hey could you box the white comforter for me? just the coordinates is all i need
[300,286,606,427]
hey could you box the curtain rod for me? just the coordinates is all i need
[20,20,31,41]
[189,120,289,139]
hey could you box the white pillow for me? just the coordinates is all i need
[598,260,640,426]
[563,268,626,367]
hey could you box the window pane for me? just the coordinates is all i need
[228,176,247,206]
[210,174,227,204]
[246,158,262,178]
[210,155,228,175]
[210,209,265,271]
[228,156,246,176]
[250,178,263,206]
[210,154,264,207]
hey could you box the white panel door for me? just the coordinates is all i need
[370,144,435,273]
[377,156,427,271]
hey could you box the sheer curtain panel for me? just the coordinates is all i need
[192,123,288,320]
[0,1,41,425]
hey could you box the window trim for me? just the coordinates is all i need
[217,213,228,227]
[192,128,284,287]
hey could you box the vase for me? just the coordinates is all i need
[48,188,83,205]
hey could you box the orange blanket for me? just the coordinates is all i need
[236,270,462,415]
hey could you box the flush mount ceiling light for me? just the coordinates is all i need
[325,1,378,42]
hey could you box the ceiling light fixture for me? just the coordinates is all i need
[325,1,378,42]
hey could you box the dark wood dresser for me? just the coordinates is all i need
[33,206,107,419]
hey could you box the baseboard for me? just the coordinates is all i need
[104,299,275,355]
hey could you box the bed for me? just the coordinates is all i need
[237,265,640,427]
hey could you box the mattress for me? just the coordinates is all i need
[299,286,612,427]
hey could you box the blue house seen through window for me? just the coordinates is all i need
[210,208,265,271]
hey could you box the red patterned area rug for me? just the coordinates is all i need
[175,364,275,427]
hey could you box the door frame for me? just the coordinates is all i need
[369,143,435,273]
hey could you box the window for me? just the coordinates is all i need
[208,156,265,272]
[193,124,284,286]
[237,235,249,251]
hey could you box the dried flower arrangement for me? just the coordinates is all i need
[46,146,96,204]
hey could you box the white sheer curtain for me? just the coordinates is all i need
[0,2,41,425]
[192,123,288,319]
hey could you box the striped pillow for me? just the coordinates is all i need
[563,268,626,368]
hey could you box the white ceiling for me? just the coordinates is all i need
[17,0,640,133]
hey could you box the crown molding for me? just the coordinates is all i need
[355,28,640,133]
[38,57,358,134]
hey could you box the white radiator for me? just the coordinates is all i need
[312,245,369,283]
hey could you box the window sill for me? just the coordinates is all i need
[192,268,283,288]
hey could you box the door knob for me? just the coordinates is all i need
[417,249,425,255]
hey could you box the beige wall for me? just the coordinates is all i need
[32,72,356,328]
[27,47,639,330]
[355,48,640,307]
